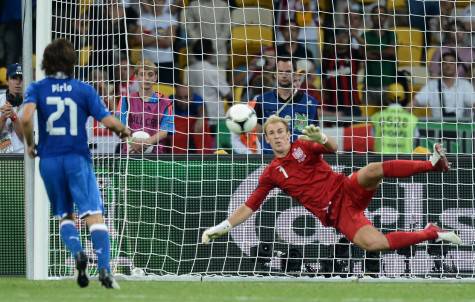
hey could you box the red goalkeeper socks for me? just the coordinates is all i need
[385,228,438,250]
[382,160,433,178]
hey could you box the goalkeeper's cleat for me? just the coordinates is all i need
[99,269,120,289]
[75,251,89,288]
[430,143,450,172]
[425,223,463,245]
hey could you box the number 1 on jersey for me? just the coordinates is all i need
[46,96,78,136]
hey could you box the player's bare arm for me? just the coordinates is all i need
[20,102,37,158]
[101,115,131,139]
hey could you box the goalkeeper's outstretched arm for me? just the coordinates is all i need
[201,204,253,244]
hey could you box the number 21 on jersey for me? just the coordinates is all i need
[46,96,78,136]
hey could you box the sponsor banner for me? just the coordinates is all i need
[1,155,474,277]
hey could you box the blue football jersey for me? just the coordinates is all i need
[24,77,110,159]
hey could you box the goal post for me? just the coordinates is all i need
[27,0,475,280]
[25,0,51,280]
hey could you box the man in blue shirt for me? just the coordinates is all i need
[255,57,319,153]
[21,39,130,289]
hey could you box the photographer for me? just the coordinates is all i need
[0,63,24,153]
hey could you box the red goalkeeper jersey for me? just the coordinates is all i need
[245,139,347,226]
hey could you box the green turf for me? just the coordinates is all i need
[0,278,474,302]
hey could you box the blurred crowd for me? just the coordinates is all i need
[1,0,475,155]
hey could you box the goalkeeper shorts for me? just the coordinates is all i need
[333,172,376,241]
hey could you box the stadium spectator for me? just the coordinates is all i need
[371,83,418,154]
[363,5,397,107]
[276,20,316,65]
[90,69,116,113]
[275,0,319,51]
[409,0,445,32]
[428,21,473,78]
[0,63,24,153]
[294,59,321,105]
[427,0,454,46]
[136,0,178,84]
[172,83,205,134]
[180,0,231,69]
[321,29,362,118]
[171,83,215,153]
[202,116,462,252]
[0,1,22,67]
[120,60,174,154]
[115,55,138,97]
[88,2,139,80]
[345,5,365,53]
[232,46,276,102]
[184,39,232,138]
[459,3,475,48]
[255,57,319,154]
[90,68,121,154]
[21,38,129,289]
[415,51,475,121]
[248,73,275,103]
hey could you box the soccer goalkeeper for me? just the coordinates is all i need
[202,115,462,251]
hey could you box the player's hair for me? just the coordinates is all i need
[41,38,76,77]
[263,115,289,135]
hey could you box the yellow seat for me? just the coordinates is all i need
[425,47,438,65]
[234,0,274,9]
[79,45,91,66]
[152,83,175,97]
[0,67,7,86]
[317,0,330,11]
[386,0,407,10]
[353,0,378,4]
[295,11,314,27]
[394,27,424,67]
[455,0,471,7]
[231,8,273,27]
[230,25,273,66]
[233,86,244,103]
[79,0,93,16]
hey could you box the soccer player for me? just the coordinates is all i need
[202,115,462,252]
[21,39,131,289]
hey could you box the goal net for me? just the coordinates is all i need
[43,0,475,279]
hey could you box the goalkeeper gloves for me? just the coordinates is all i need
[298,124,328,145]
[201,220,233,244]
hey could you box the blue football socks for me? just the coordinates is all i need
[60,220,83,257]
[90,223,111,272]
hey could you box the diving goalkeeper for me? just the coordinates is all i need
[202,115,462,251]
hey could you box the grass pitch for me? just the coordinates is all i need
[1,278,474,302]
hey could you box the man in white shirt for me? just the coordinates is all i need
[181,0,231,69]
[0,63,24,153]
[137,0,178,84]
[184,39,233,133]
[415,51,475,120]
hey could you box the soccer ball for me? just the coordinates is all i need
[225,104,258,134]
[132,131,154,153]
